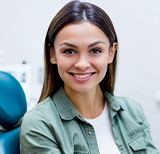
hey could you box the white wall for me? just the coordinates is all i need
[0,0,160,151]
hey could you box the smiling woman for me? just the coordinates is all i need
[20,0,159,154]
[50,22,116,94]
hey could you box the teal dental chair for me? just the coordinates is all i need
[0,71,27,154]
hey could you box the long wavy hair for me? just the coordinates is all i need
[38,0,118,103]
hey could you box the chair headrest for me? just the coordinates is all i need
[0,71,27,129]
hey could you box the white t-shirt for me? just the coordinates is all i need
[84,103,120,154]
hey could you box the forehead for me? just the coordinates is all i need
[54,21,109,44]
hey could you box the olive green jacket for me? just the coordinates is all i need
[20,87,159,154]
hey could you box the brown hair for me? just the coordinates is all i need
[38,0,118,103]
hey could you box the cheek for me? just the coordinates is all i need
[94,56,109,70]
[97,59,109,76]
[92,59,108,81]
[100,64,109,82]
[56,63,66,83]
[56,58,72,75]
[100,63,108,76]
[56,62,66,73]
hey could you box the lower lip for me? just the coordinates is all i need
[71,74,93,82]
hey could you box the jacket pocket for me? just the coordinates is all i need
[128,134,147,153]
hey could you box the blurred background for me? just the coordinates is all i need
[0,0,160,151]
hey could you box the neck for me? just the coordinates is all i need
[65,86,105,119]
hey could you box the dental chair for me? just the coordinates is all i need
[0,71,27,154]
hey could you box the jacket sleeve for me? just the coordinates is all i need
[20,109,62,154]
[141,106,160,154]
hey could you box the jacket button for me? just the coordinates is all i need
[120,148,124,152]
[88,131,92,135]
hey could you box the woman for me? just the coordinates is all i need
[20,1,159,153]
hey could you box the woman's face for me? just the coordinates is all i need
[50,21,117,94]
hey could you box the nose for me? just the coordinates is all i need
[74,55,91,70]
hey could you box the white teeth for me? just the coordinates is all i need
[74,73,91,79]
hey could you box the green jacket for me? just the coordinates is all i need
[20,87,159,154]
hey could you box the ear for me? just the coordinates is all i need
[108,42,117,64]
[50,48,57,64]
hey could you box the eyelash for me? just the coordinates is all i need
[63,49,75,54]
[62,48,102,54]
[90,48,102,54]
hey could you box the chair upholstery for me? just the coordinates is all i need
[0,71,27,154]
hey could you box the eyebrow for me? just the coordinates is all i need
[60,41,105,48]
[88,41,105,48]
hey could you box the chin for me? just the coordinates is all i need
[69,85,97,94]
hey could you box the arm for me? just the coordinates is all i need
[20,109,62,154]
[141,106,160,154]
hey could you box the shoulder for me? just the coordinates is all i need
[21,97,59,132]
[105,92,144,117]
[24,97,55,121]
[20,97,62,150]
[116,96,142,112]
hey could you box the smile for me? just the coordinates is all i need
[74,73,92,79]
[69,72,95,79]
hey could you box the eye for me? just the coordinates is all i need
[90,48,102,54]
[63,49,75,54]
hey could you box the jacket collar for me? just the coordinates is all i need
[51,87,124,121]
[104,91,124,118]
[51,87,79,120]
